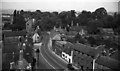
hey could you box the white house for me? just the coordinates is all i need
[32,33,40,43]
[62,51,73,64]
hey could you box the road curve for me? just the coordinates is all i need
[37,34,68,70]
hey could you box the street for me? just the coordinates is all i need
[33,34,68,70]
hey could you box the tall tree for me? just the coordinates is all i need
[102,15,114,28]
[113,14,120,35]
[12,10,26,31]
[87,20,101,34]
[94,7,107,19]
[20,10,24,15]
[77,10,92,26]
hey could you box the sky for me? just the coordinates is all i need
[1,0,119,12]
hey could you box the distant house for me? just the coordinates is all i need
[98,28,114,39]
[99,28,114,35]
[54,27,67,35]
[52,34,61,40]
[26,18,35,33]
[2,14,13,26]
[50,30,60,39]
[70,26,87,36]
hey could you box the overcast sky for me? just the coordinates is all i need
[1,0,119,12]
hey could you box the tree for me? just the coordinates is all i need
[94,7,107,19]
[34,10,42,20]
[87,36,96,47]
[114,14,120,34]
[102,15,114,28]
[59,11,68,27]
[13,10,17,16]
[13,10,17,25]
[12,10,26,31]
[20,10,24,15]
[87,20,101,34]
[77,10,92,26]
[36,10,41,13]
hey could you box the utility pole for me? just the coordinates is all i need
[93,53,100,71]
[71,50,73,64]
[93,45,105,71]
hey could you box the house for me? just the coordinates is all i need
[50,30,61,40]
[54,27,67,35]
[70,26,87,36]
[32,33,40,43]
[53,40,74,63]
[98,28,114,39]
[2,14,13,25]
[52,34,61,40]
[26,18,35,33]
[99,28,114,35]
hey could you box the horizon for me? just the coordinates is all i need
[1,9,117,16]
[1,0,119,13]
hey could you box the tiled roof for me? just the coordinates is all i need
[70,26,87,32]
[50,30,60,39]
[98,28,114,33]
[56,41,67,45]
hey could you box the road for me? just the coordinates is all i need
[33,34,68,71]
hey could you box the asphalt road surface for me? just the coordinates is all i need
[33,34,68,71]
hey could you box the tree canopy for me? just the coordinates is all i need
[5,7,119,35]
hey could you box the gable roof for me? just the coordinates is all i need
[70,26,87,32]
[99,28,114,33]
[50,30,59,39]
[55,28,67,34]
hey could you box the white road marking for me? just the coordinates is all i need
[39,45,56,69]
[47,40,68,64]
[44,45,66,69]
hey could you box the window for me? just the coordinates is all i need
[69,58,71,63]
